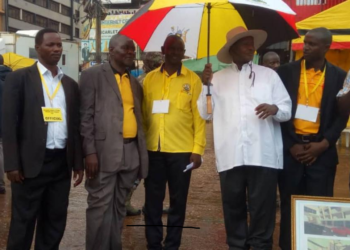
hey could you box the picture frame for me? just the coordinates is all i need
[292,195,350,250]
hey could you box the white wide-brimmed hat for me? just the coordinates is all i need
[217,26,267,64]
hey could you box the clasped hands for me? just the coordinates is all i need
[290,139,329,166]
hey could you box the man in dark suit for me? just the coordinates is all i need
[80,34,148,250]
[277,27,348,250]
[2,28,84,250]
[0,54,12,194]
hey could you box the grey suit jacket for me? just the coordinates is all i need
[79,63,148,178]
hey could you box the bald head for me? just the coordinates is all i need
[161,35,185,66]
[109,34,132,49]
[108,33,135,69]
[307,27,332,46]
[163,35,184,48]
[262,51,280,71]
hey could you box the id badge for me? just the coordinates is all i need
[42,107,63,122]
[295,104,319,123]
[152,100,170,114]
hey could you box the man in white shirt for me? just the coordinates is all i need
[3,28,83,249]
[199,27,292,250]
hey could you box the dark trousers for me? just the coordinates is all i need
[7,149,71,250]
[278,153,336,250]
[219,166,278,250]
[144,152,192,250]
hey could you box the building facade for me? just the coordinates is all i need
[283,0,346,21]
[7,0,84,40]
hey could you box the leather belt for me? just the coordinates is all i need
[45,148,66,156]
[296,134,318,143]
[123,137,136,144]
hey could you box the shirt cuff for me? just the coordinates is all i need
[192,144,205,155]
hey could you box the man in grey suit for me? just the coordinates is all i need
[80,34,148,250]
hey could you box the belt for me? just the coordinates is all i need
[45,148,66,156]
[123,137,136,144]
[296,134,318,143]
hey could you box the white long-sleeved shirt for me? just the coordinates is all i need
[37,62,67,149]
[197,62,292,172]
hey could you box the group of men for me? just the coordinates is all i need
[1,25,350,250]
[2,29,205,250]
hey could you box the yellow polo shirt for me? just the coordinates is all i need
[294,61,325,134]
[115,73,137,138]
[142,64,206,155]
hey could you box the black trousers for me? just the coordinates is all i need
[278,152,336,250]
[7,149,71,250]
[144,152,192,250]
[219,166,278,250]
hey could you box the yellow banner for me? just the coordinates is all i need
[82,14,133,40]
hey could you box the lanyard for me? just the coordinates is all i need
[303,60,326,106]
[37,65,62,106]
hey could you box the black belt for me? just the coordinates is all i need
[296,134,318,143]
[123,137,136,144]
[45,148,66,156]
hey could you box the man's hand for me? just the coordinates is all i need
[202,63,213,85]
[290,144,305,162]
[255,104,278,119]
[73,170,84,187]
[297,139,329,165]
[190,153,202,170]
[85,154,99,180]
[7,170,24,183]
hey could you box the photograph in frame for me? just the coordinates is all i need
[292,195,350,250]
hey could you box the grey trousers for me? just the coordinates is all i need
[0,141,5,189]
[85,141,140,250]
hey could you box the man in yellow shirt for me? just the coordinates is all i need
[143,35,206,249]
[277,28,348,250]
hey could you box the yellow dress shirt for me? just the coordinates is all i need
[142,64,206,155]
[115,73,137,138]
[294,62,325,134]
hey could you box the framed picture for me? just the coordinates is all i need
[292,195,350,250]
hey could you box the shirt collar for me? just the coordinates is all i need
[231,61,252,72]
[37,61,64,80]
[301,58,326,73]
[159,63,187,76]
[110,63,129,77]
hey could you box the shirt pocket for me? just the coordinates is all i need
[252,85,272,103]
[176,92,192,112]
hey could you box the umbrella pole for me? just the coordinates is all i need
[206,3,212,114]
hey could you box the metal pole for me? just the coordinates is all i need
[95,0,102,64]
[70,0,74,40]
[206,3,212,114]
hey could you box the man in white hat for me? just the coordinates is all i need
[199,26,292,249]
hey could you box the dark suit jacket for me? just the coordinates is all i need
[2,63,83,178]
[79,63,148,179]
[277,60,347,165]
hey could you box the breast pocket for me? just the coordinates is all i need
[176,92,192,112]
[252,85,272,103]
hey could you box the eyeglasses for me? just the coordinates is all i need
[249,62,256,87]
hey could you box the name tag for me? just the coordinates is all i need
[152,100,170,114]
[42,107,63,122]
[295,104,319,123]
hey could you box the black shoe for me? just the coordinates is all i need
[126,207,141,216]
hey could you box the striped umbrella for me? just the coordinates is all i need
[120,0,299,59]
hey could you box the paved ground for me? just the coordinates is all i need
[0,123,349,249]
